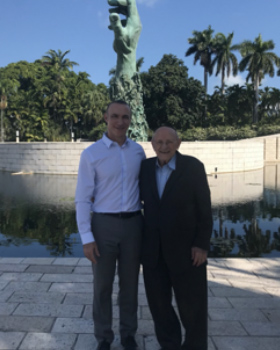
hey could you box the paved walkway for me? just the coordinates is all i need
[0,257,280,350]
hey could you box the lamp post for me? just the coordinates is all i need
[0,95,7,143]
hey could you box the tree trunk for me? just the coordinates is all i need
[203,68,208,126]
[221,68,225,95]
[253,76,259,123]
[204,68,208,94]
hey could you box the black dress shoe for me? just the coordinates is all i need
[97,340,111,350]
[121,336,138,350]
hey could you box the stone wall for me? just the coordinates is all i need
[0,137,267,175]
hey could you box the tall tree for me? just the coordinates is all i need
[141,54,205,131]
[40,50,78,131]
[211,32,238,94]
[185,25,215,94]
[233,34,280,123]
[41,49,78,72]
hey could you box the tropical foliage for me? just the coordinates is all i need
[233,34,280,123]
[0,50,110,142]
[0,29,280,142]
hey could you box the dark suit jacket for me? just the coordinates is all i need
[139,151,213,273]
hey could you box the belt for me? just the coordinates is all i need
[99,211,141,219]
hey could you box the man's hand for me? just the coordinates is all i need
[83,242,100,264]
[191,247,208,267]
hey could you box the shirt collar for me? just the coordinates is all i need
[102,133,130,148]
[156,153,176,170]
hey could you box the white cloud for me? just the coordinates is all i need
[224,74,246,87]
[137,0,159,7]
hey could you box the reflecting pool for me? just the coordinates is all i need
[0,164,280,258]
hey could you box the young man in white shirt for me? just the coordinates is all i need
[75,101,145,350]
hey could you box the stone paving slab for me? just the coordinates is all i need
[19,333,77,350]
[208,308,269,322]
[242,321,280,336]
[21,258,56,265]
[25,265,74,274]
[208,320,248,336]
[0,273,42,282]
[228,296,280,309]
[9,291,65,304]
[209,286,269,297]
[0,258,279,350]
[212,336,280,350]
[262,309,280,322]
[49,282,93,293]
[3,281,51,292]
[41,273,93,283]
[0,332,25,350]
[0,264,28,273]
[0,316,54,332]
[13,303,83,318]
[52,317,94,334]
[0,302,18,316]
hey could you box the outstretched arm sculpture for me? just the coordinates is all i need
[108,0,141,79]
[108,0,148,141]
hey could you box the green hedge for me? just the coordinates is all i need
[179,124,280,141]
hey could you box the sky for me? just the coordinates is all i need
[1,0,280,94]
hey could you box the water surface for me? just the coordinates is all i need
[0,165,279,258]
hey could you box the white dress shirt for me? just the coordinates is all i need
[155,154,176,198]
[75,133,146,244]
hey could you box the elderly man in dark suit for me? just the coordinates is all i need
[139,127,213,350]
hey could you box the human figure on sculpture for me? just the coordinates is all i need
[139,127,213,350]
[75,100,145,350]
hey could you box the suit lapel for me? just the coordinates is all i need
[160,152,185,203]
[149,158,160,202]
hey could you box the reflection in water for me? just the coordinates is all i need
[0,165,280,257]
[209,164,280,257]
[0,172,82,257]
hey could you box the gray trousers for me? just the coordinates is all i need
[91,213,143,343]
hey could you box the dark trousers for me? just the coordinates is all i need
[91,213,143,343]
[143,251,208,350]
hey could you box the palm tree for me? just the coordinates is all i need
[41,50,78,128]
[211,32,238,95]
[259,87,280,118]
[185,26,215,94]
[42,49,78,72]
[233,34,280,123]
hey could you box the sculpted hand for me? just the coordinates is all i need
[108,0,141,75]
[191,247,208,267]
[83,242,100,264]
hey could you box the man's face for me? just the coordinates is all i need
[152,127,181,166]
[104,103,131,144]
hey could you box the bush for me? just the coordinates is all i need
[180,125,258,141]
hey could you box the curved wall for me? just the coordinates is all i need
[0,139,264,175]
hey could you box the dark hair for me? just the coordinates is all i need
[105,100,131,115]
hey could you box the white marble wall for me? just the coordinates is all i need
[0,138,266,175]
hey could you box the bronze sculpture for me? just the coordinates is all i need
[108,0,148,141]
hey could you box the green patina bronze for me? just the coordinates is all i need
[108,0,148,141]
